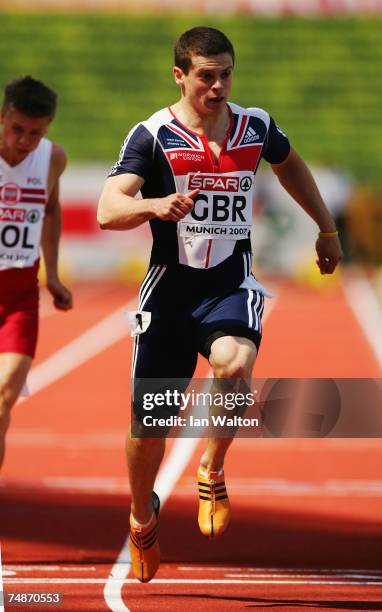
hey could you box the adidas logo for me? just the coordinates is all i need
[243,126,259,144]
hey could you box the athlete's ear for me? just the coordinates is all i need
[173,66,184,86]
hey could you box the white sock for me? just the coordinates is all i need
[131,512,154,529]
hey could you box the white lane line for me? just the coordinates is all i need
[4,578,382,586]
[4,566,96,572]
[121,578,382,585]
[103,298,278,611]
[0,477,131,493]
[224,573,382,580]
[343,276,382,368]
[233,438,382,449]
[177,566,382,574]
[7,430,124,449]
[19,300,136,402]
[4,476,382,497]
[176,477,382,496]
[0,545,4,612]
[9,431,382,450]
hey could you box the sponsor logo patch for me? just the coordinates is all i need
[0,182,21,205]
[0,207,26,222]
[243,126,259,144]
[240,176,253,191]
[188,174,240,192]
[26,209,40,223]
[169,151,204,162]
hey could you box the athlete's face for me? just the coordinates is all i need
[0,106,51,165]
[174,53,233,115]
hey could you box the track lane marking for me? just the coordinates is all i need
[3,477,382,496]
[343,276,382,368]
[5,577,382,586]
[224,573,382,579]
[177,566,382,574]
[7,430,125,448]
[19,300,137,402]
[8,431,382,449]
[4,566,96,572]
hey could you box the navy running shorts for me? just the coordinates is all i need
[130,264,265,422]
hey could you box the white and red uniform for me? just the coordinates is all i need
[0,138,52,356]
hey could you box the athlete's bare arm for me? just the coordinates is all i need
[41,143,72,310]
[271,147,343,274]
[97,173,198,230]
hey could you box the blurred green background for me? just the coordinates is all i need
[1,13,381,183]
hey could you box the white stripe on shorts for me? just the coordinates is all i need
[258,294,265,333]
[139,265,165,307]
[140,266,166,310]
[138,266,158,304]
[247,289,263,332]
[243,251,251,278]
[247,289,254,328]
[242,251,253,280]
[243,252,248,277]
[252,291,261,331]
[247,251,252,275]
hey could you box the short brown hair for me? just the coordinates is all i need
[174,26,235,74]
[2,75,57,118]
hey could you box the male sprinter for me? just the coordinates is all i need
[0,76,72,468]
[97,27,342,582]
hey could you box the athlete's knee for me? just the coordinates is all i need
[211,351,254,379]
[0,396,11,435]
[210,337,256,379]
[129,418,168,445]
[212,360,250,379]
[0,381,20,415]
[0,382,16,412]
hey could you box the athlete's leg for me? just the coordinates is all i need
[126,433,165,523]
[0,352,32,468]
[196,288,264,470]
[128,380,197,523]
[200,335,257,472]
[127,305,197,581]
[195,287,264,537]
[127,267,198,524]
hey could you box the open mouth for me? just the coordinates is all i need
[209,97,224,103]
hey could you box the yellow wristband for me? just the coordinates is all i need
[319,230,338,238]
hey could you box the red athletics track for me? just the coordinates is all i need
[1,275,382,611]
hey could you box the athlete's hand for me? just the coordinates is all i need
[47,278,73,310]
[315,234,343,274]
[152,189,199,222]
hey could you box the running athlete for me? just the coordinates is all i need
[97,27,342,582]
[0,76,72,468]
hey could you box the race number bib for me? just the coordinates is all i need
[179,172,254,240]
[0,203,45,268]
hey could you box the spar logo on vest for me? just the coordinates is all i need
[180,172,254,239]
